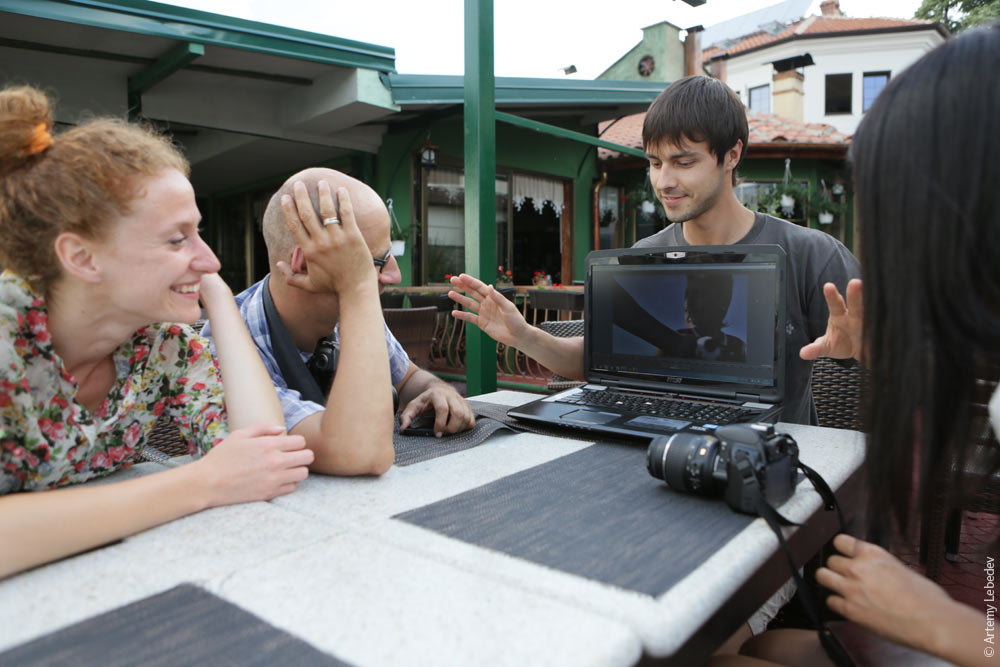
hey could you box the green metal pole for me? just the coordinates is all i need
[463,0,497,396]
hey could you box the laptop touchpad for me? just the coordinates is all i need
[560,409,620,425]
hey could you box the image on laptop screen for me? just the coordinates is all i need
[588,261,779,389]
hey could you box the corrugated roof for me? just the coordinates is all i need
[596,109,849,159]
[700,0,813,48]
[706,16,941,60]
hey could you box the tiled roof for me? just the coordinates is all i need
[746,110,851,144]
[597,109,849,160]
[598,112,646,155]
[705,16,938,60]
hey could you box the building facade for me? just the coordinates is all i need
[706,3,948,134]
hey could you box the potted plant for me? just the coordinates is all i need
[390,224,409,256]
[759,182,807,219]
[809,185,846,225]
[496,266,514,287]
[387,197,408,256]
[528,282,583,312]
[532,270,552,288]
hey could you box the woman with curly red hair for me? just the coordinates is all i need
[0,85,313,578]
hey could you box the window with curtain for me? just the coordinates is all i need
[511,173,565,284]
[598,185,622,250]
[422,166,508,284]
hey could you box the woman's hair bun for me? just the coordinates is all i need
[0,86,55,177]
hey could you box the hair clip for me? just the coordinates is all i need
[25,122,53,155]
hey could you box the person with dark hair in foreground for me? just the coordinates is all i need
[0,86,313,579]
[450,74,858,426]
[713,23,1000,667]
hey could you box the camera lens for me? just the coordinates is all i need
[646,435,672,480]
[647,432,723,496]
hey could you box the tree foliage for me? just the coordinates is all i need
[915,0,1000,33]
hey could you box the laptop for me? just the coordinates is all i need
[508,245,787,440]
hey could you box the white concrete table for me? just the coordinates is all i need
[0,391,865,666]
[314,391,867,664]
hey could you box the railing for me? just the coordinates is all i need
[381,285,584,390]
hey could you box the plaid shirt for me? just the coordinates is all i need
[203,277,410,431]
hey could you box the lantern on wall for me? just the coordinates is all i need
[418,141,438,168]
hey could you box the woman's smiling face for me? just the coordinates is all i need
[95,168,220,326]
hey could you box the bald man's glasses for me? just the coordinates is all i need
[373,248,393,274]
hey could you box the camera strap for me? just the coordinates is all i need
[260,275,327,405]
[743,459,855,667]
[260,275,398,413]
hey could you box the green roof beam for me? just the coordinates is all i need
[386,73,665,106]
[128,41,204,96]
[0,36,312,86]
[495,111,647,159]
[0,0,396,72]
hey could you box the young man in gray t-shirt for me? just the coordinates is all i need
[449,75,859,426]
[634,212,857,424]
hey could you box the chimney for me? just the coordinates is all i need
[820,0,842,17]
[684,25,704,77]
[772,70,804,121]
[710,58,727,83]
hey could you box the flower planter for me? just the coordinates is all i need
[818,211,834,225]
[527,289,584,312]
[390,240,406,256]
[407,293,453,312]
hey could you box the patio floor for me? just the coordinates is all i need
[895,511,998,610]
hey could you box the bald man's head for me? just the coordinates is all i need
[262,167,389,267]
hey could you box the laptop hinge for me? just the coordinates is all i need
[736,392,761,402]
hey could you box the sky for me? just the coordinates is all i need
[158,0,927,79]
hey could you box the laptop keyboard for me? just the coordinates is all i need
[559,389,755,424]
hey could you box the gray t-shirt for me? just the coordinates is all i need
[633,212,860,425]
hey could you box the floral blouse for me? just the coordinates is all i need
[0,271,228,494]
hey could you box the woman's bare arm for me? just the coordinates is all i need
[198,273,285,430]
[0,423,312,580]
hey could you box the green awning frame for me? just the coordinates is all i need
[0,0,397,72]
[385,73,665,106]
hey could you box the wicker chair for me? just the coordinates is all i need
[922,378,1000,581]
[809,356,862,430]
[137,417,190,462]
[383,306,438,369]
[538,319,584,392]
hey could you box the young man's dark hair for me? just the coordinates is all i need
[641,75,749,186]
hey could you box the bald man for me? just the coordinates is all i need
[205,168,474,476]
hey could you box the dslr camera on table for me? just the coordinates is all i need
[647,423,799,515]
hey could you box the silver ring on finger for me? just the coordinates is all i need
[323,217,341,226]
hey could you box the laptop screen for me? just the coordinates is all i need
[585,246,784,399]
